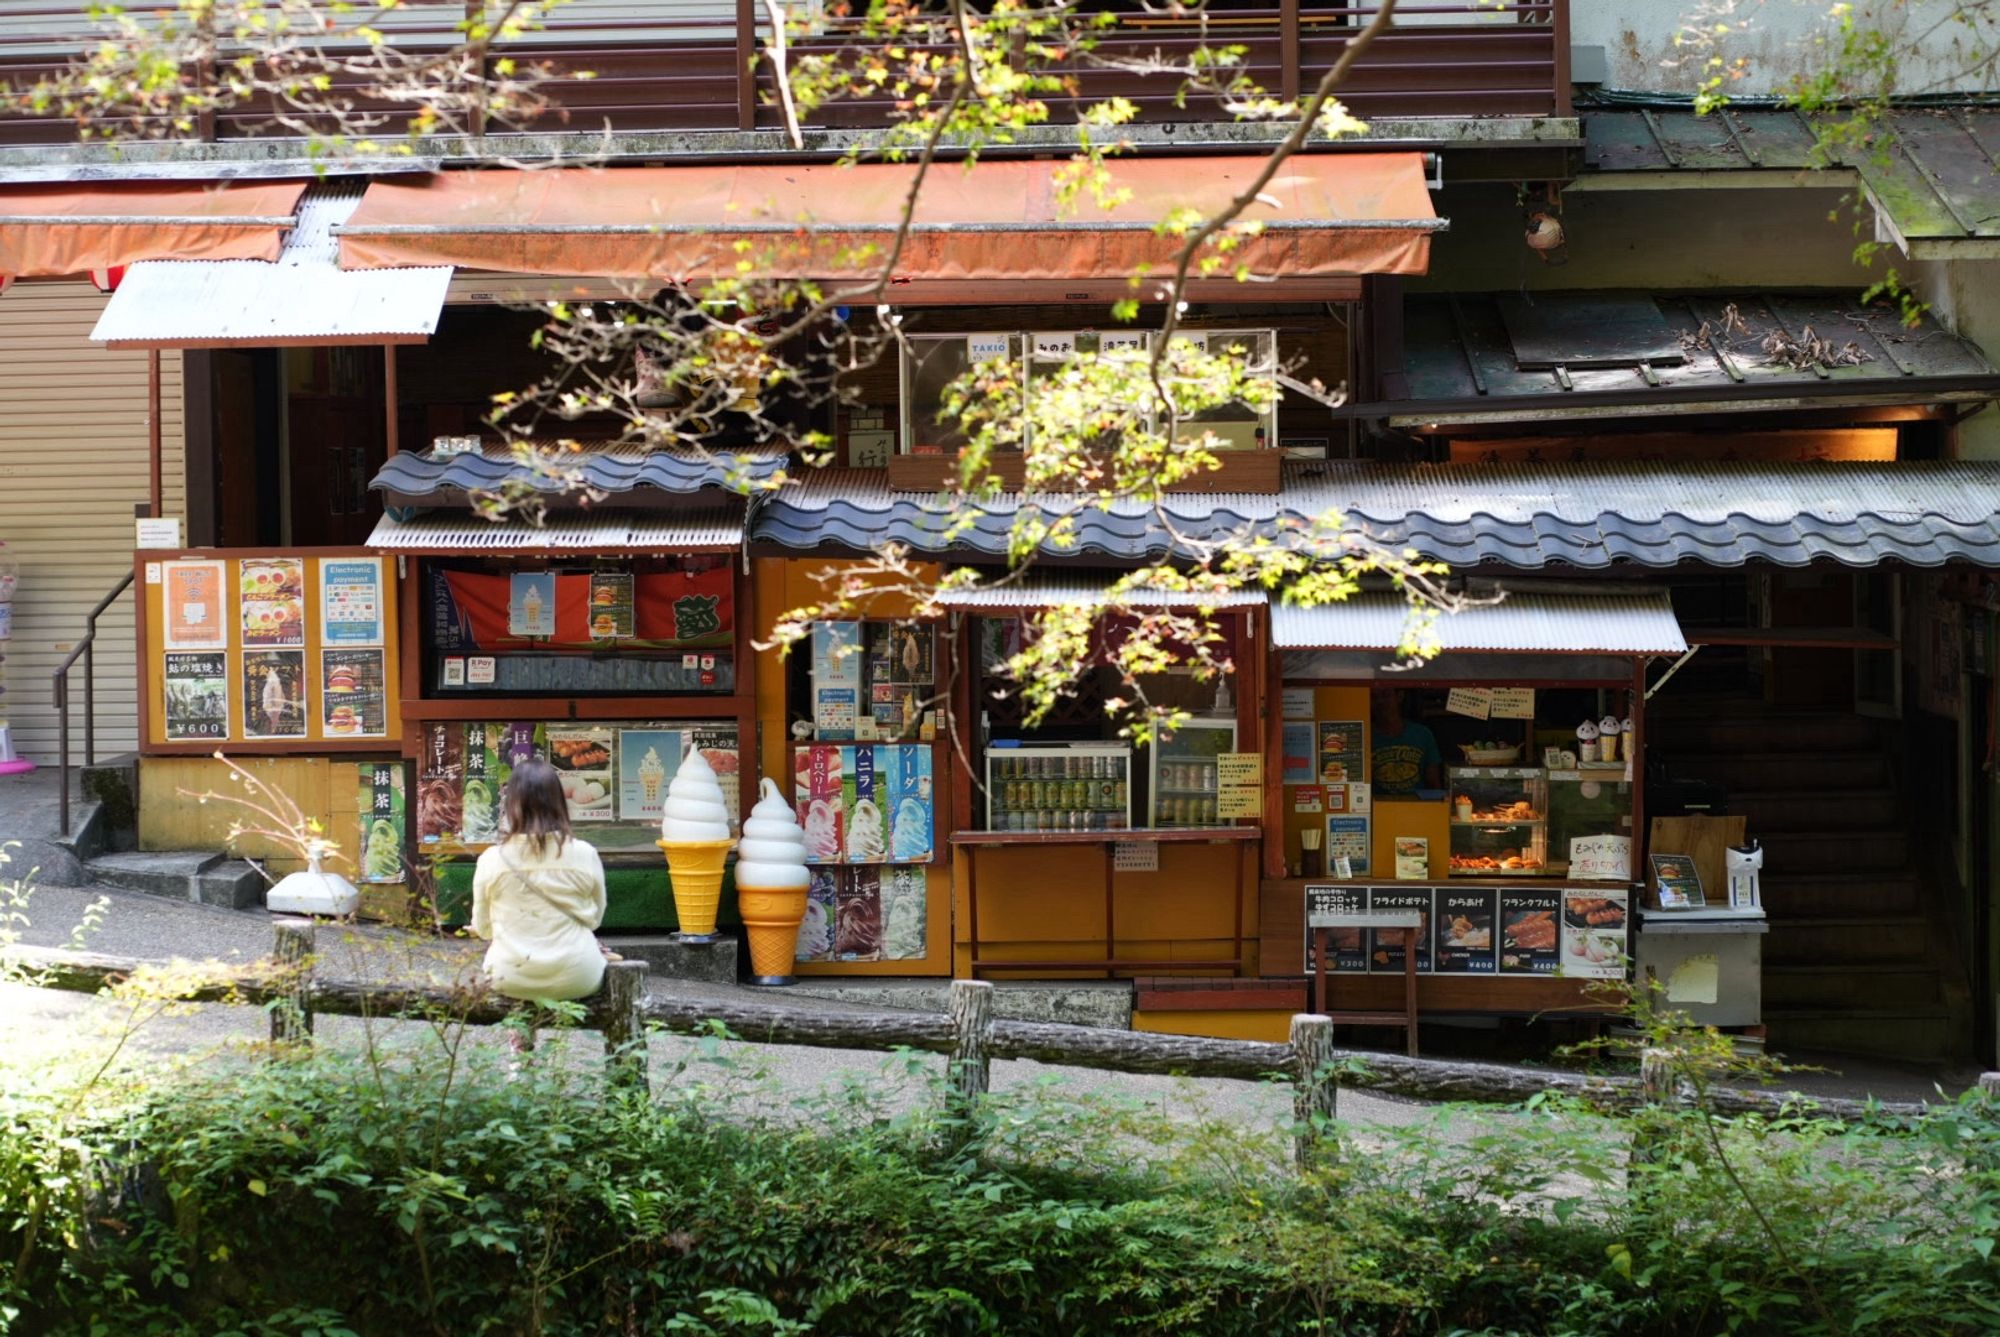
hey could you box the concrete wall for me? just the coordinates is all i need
[1911,256,2000,459]
[1574,0,1998,98]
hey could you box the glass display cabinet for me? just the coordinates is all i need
[986,744,1132,832]
[1447,766,1549,875]
[1148,718,1237,827]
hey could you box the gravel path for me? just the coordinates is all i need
[2,882,1438,1133]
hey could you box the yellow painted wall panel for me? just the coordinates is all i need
[1133,1009,1292,1043]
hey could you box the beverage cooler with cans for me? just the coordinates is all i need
[985,743,1133,832]
[1149,718,1237,827]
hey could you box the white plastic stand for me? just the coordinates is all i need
[266,851,360,916]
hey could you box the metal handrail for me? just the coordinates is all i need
[53,569,134,837]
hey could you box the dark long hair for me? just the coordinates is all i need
[503,758,571,858]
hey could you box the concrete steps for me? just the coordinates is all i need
[1653,712,1881,753]
[85,850,264,910]
[1757,829,1908,874]
[1727,788,1900,830]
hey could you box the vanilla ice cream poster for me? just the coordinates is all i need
[616,728,681,822]
[242,649,305,739]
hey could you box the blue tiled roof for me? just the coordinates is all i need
[750,460,2000,570]
[749,470,1277,560]
[372,443,790,502]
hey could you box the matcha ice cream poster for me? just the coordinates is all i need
[357,764,407,884]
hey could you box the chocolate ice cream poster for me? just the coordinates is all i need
[1434,889,1498,974]
[357,764,407,884]
[242,649,305,739]
[319,649,386,738]
[163,652,229,740]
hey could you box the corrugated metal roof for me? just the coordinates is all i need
[366,505,743,553]
[747,459,2000,570]
[934,577,1266,609]
[89,179,451,347]
[372,442,789,502]
[751,469,1276,559]
[1582,106,2000,259]
[1390,291,2000,424]
[1271,590,1686,655]
[1281,459,2000,570]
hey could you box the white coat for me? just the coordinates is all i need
[470,835,608,1001]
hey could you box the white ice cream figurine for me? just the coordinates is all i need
[1598,714,1623,764]
[656,748,734,941]
[736,777,813,985]
[1576,718,1601,764]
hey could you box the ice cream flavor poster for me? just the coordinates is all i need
[616,729,681,822]
[884,744,935,862]
[796,744,846,864]
[844,744,887,864]
[239,557,305,648]
[507,571,557,638]
[242,649,305,739]
[416,723,464,845]
[879,866,927,960]
[547,726,615,822]
[358,764,407,884]
[320,649,386,738]
[795,870,838,962]
[460,724,502,845]
[162,652,229,740]
[588,572,635,641]
[162,560,227,650]
[836,868,885,959]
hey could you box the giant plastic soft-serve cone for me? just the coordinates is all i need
[658,750,735,942]
[735,776,811,985]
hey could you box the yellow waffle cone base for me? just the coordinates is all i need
[738,885,810,979]
[657,838,733,938]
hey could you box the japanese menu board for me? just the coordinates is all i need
[1303,884,1626,979]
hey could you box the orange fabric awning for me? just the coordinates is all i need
[336,155,1440,281]
[0,179,308,278]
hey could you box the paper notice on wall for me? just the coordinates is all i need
[1281,687,1315,719]
[1666,954,1721,1006]
[967,333,1010,362]
[1347,782,1372,816]
[1113,841,1159,872]
[1445,687,1492,720]
[1568,834,1631,883]
[1489,687,1536,719]
[1293,785,1324,814]
[161,560,227,650]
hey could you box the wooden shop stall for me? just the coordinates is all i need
[133,547,409,904]
[748,557,957,976]
[930,579,1266,980]
[367,504,758,929]
[1258,586,1688,1025]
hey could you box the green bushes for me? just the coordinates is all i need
[3,1037,1999,1336]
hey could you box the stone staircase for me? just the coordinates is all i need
[49,758,265,911]
[1648,704,1967,1063]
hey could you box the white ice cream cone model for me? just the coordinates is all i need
[657,749,734,941]
[736,777,812,985]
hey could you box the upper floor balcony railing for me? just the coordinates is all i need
[0,0,1569,149]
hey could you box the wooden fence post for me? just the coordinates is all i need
[270,916,315,1046]
[1629,1047,1678,1190]
[600,961,650,1095]
[1290,1013,1337,1170]
[949,979,995,1102]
